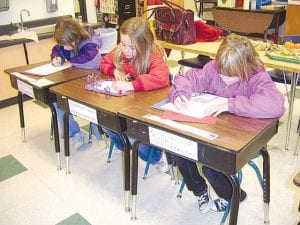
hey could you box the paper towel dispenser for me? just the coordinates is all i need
[0,0,9,12]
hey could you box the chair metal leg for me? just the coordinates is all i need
[88,122,93,144]
[106,142,114,163]
[177,180,185,198]
[50,119,54,140]
[295,134,300,156]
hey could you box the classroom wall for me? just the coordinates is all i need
[0,0,75,25]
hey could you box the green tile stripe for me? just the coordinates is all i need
[0,155,27,182]
[56,213,91,225]
[33,100,49,108]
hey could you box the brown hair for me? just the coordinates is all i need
[113,17,166,75]
[215,33,264,81]
[53,17,90,53]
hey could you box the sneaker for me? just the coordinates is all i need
[72,132,85,150]
[197,191,212,213]
[240,189,247,203]
[157,152,169,173]
[210,198,228,213]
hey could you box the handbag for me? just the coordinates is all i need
[146,0,196,45]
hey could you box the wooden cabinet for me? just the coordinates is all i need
[0,38,55,104]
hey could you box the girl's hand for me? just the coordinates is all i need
[114,69,130,81]
[174,95,189,111]
[204,101,229,117]
[52,56,62,67]
[112,81,134,92]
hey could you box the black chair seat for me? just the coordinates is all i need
[178,55,210,69]
[269,69,300,85]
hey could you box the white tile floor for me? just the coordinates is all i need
[0,51,299,225]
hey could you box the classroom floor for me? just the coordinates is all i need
[0,51,299,225]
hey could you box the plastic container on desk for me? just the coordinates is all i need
[95,27,118,55]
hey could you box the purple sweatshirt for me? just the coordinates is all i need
[51,36,102,70]
[169,60,285,119]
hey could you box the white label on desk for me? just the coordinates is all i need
[68,99,98,124]
[17,79,34,98]
[144,114,218,140]
[149,126,198,161]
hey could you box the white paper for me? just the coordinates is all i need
[30,78,54,87]
[68,99,98,124]
[161,93,228,119]
[24,63,71,76]
[144,114,219,141]
[94,80,121,95]
[149,126,198,161]
[17,79,34,98]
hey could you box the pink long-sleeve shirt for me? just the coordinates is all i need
[169,60,285,119]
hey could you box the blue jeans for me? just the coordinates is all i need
[175,156,233,201]
[53,102,80,138]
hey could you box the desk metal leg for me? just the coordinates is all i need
[131,140,140,220]
[97,125,109,148]
[260,147,270,224]
[18,91,26,142]
[285,73,299,151]
[49,103,61,170]
[23,43,29,65]
[224,173,240,225]
[120,133,131,212]
[64,112,70,174]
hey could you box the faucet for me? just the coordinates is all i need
[20,9,30,31]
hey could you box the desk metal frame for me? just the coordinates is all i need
[5,63,89,169]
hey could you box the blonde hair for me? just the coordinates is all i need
[215,34,264,81]
[53,17,90,53]
[113,17,166,75]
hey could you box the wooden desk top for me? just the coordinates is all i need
[159,40,300,73]
[119,105,278,153]
[120,105,278,173]
[5,61,92,88]
[49,74,170,114]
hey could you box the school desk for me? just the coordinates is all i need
[158,39,300,152]
[49,75,169,212]
[5,62,90,169]
[119,105,279,225]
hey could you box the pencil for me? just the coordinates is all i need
[173,83,185,103]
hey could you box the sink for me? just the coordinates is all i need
[27,24,55,35]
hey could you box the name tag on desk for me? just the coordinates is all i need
[149,127,198,161]
[68,99,98,124]
[17,79,34,98]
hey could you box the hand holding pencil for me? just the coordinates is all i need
[52,56,63,67]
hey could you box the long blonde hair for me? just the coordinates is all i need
[215,34,264,81]
[113,17,166,75]
[54,17,90,53]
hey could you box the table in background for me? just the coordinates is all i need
[49,75,169,211]
[5,63,90,169]
[212,7,286,42]
[119,105,279,225]
[159,40,300,151]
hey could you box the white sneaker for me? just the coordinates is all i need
[72,132,85,150]
[210,198,229,213]
[157,152,169,173]
[198,190,212,213]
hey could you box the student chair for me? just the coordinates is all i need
[176,151,264,225]
[88,123,165,179]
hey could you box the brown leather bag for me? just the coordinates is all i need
[147,0,196,45]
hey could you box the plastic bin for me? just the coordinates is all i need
[95,28,118,55]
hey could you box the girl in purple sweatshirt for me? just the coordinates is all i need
[169,34,285,213]
[51,17,102,150]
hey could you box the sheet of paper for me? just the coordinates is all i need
[161,110,217,124]
[17,79,34,98]
[160,93,228,119]
[68,99,98,124]
[94,80,121,95]
[23,63,71,76]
